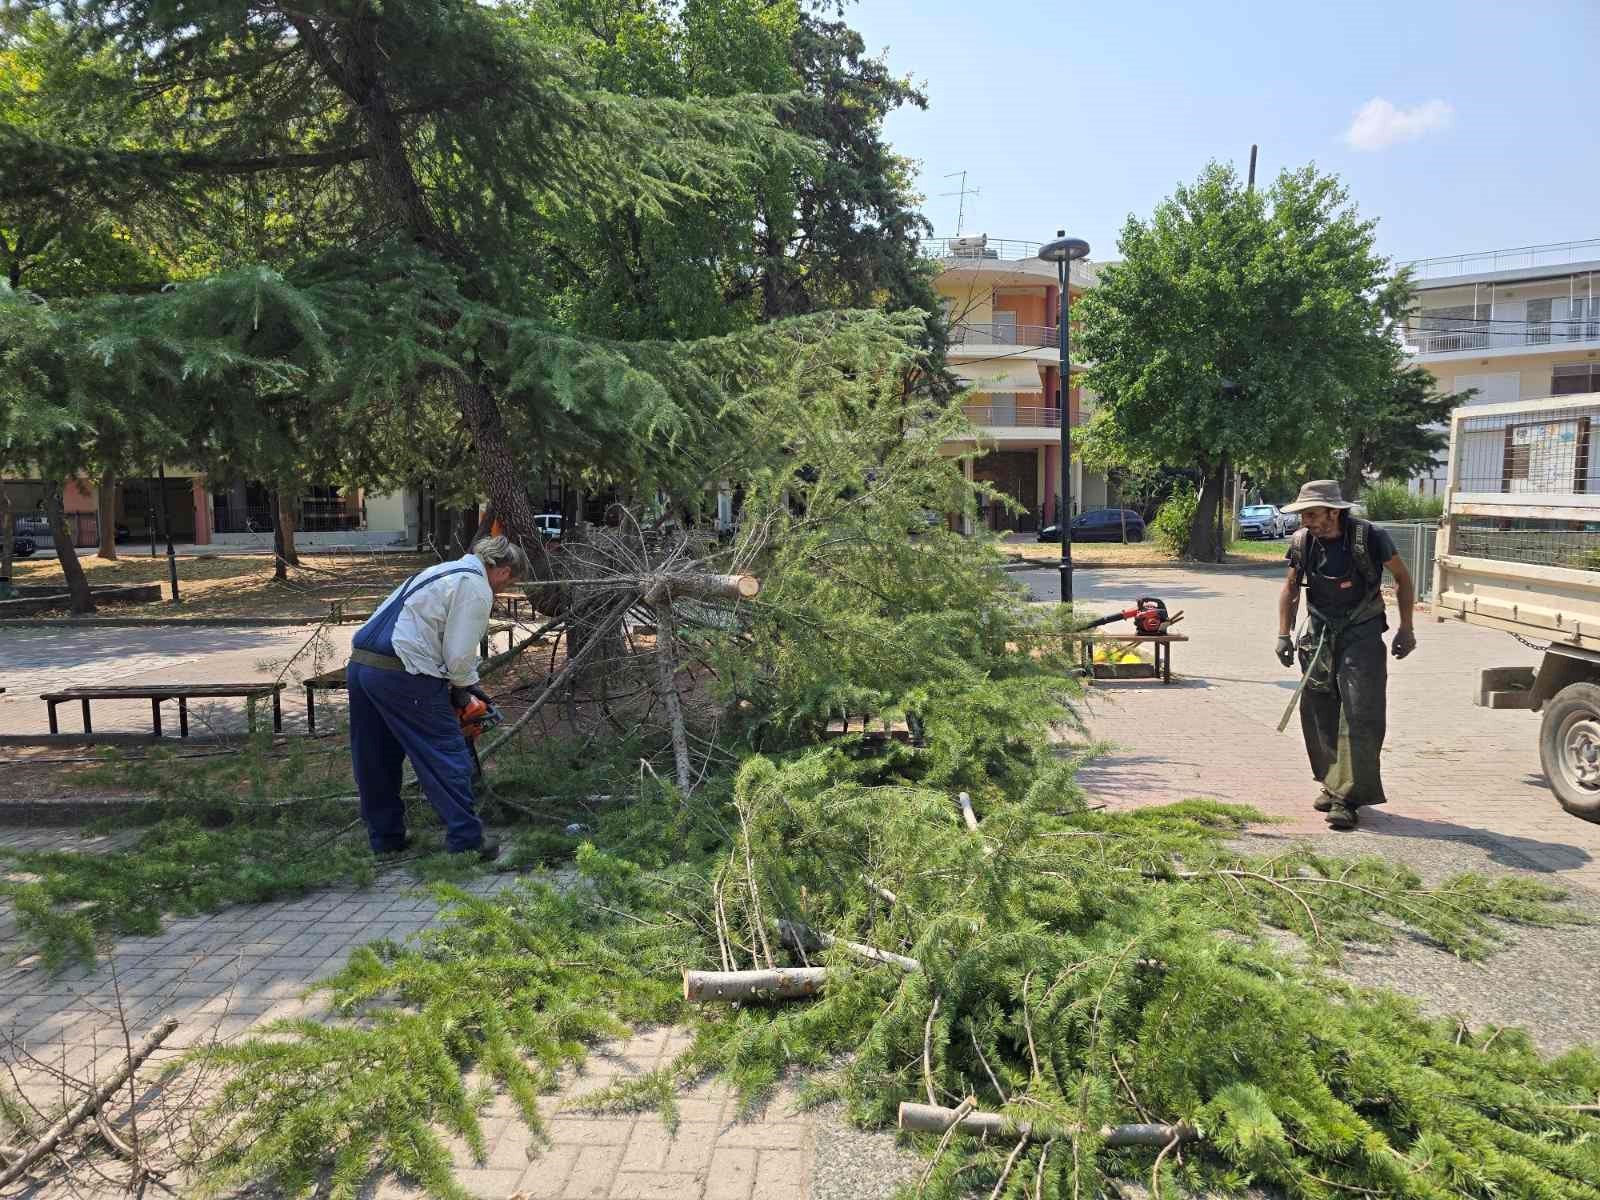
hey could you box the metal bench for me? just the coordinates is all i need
[40,683,286,738]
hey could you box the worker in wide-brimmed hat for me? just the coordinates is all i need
[1277,480,1416,830]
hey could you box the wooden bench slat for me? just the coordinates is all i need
[41,683,285,700]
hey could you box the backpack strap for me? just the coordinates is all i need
[1350,518,1381,591]
[1288,528,1310,587]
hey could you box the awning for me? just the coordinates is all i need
[951,361,1044,393]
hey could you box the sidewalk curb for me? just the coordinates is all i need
[1002,559,1284,574]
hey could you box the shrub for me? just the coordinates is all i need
[1359,480,1443,522]
[1151,481,1198,556]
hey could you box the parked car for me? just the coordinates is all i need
[1279,508,1301,534]
[533,513,563,541]
[1038,508,1147,543]
[1238,504,1286,539]
[10,536,36,558]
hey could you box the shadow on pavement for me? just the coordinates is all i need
[1355,807,1594,874]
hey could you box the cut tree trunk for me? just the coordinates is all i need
[44,487,94,615]
[1185,464,1226,562]
[96,474,118,560]
[683,968,829,1002]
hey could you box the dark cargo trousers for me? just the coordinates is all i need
[1298,621,1388,808]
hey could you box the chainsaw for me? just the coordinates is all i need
[456,695,503,785]
[1080,596,1184,636]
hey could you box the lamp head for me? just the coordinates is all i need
[1038,236,1090,264]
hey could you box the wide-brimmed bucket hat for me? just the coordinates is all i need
[1281,479,1355,513]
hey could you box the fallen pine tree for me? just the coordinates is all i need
[13,333,1600,1199]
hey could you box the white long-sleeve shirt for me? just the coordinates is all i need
[373,554,495,686]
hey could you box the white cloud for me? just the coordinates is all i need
[1341,98,1454,152]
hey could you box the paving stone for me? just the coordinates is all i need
[703,1148,758,1200]
[561,1142,627,1198]
[610,1171,704,1199]
[751,1149,807,1200]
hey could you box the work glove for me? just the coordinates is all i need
[1391,628,1417,660]
[468,683,493,704]
[449,685,474,710]
[1275,634,1295,668]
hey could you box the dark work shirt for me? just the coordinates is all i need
[1287,519,1397,615]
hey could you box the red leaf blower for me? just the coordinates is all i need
[1081,596,1184,636]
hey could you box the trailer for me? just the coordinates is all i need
[1433,391,1600,823]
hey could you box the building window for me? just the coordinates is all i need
[1552,363,1600,396]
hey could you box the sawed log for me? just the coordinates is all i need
[683,967,828,1002]
[898,1100,1198,1148]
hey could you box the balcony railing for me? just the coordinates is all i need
[1401,239,1600,280]
[948,321,1055,348]
[1404,314,1600,355]
[922,236,1043,262]
[962,405,1085,428]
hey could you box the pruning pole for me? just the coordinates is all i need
[1276,623,1326,733]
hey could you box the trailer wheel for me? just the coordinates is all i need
[1539,682,1600,823]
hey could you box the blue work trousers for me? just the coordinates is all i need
[347,662,484,852]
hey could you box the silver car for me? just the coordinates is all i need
[1238,504,1286,539]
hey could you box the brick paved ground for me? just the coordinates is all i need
[1025,566,1600,888]
[5,565,1597,1197]
[0,838,855,1200]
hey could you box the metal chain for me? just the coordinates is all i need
[1507,630,1550,652]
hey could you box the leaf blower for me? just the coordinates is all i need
[1081,596,1184,636]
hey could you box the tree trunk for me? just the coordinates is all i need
[45,486,95,614]
[1185,464,1226,561]
[1341,449,1366,509]
[0,483,14,583]
[276,489,300,567]
[96,474,119,560]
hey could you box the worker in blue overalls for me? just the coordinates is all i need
[347,535,530,859]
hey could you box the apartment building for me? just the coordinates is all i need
[926,234,1110,533]
[1403,239,1600,495]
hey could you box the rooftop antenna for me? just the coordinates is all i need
[941,170,981,237]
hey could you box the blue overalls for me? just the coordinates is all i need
[347,565,486,853]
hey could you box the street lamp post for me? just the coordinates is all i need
[1038,232,1090,606]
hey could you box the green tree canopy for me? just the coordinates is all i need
[1,0,939,556]
[1077,161,1394,559]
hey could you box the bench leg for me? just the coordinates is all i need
[151,697,163,738]
[179,697,189,738]
[47,700,59,735]
[273,690,282,733]
[1162,643,1171,684]
[306,685,316,733]
[81,697,92,734]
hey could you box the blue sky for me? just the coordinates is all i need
[846,0,1599,268]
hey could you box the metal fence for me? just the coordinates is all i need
[7,512,98,549]
[1405,314,1600,355]
[962,405,1082,428]
[949,321,1055,348]
[1447,519,1600,571]
[1373,521,1439,600]
[921,237,1043,262]
[1400,238,1600,280]
[1450,397,1600,496]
